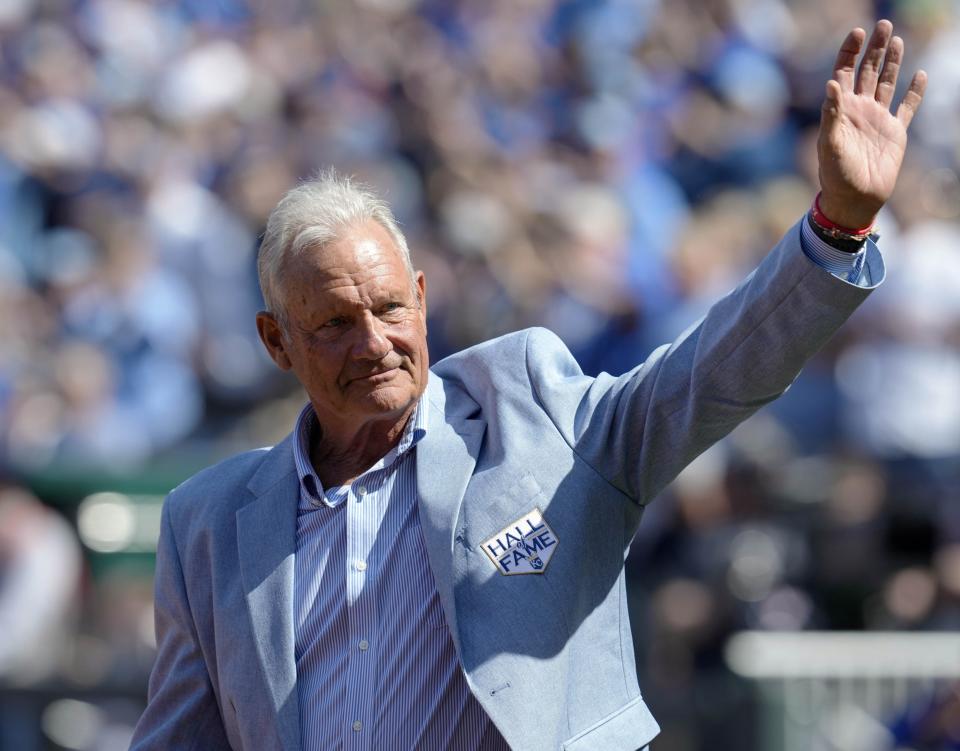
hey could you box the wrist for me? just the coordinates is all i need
[808,193,877,253]
[815,192,879,233]
[806,211,868,253]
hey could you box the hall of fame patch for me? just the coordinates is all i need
[481,508,558,575]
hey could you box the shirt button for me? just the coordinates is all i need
[354,560,367,572]
[352,721,362,732]
[358,639,369,651]
[356,485,367,496]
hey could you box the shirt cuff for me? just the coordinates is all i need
[800,215,867,283]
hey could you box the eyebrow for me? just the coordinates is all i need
[297,291,413,328]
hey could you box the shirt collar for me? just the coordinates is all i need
[293,397,428,508]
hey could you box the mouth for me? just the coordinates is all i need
[348,367,401,386]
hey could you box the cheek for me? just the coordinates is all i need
[406,334,430,366]
[292,342,344,388]
[389,321,427,355]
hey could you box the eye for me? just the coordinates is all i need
[322,316,348,329]
[380,302,405,316]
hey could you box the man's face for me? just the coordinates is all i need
[257,221,429,435]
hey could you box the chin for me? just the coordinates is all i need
[355,385,417,416]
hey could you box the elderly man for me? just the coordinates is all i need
[132,21,925,751]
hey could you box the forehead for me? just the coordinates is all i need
[282,220,410,304]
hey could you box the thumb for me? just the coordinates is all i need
[822,79,842,125]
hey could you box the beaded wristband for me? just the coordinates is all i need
[810,192,875,242]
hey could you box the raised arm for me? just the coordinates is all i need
[530,20,926,505]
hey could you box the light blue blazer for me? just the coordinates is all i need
[131,223,883,750]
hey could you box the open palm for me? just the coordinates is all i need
[817,20,927,229]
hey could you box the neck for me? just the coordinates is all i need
[309,403,416,487]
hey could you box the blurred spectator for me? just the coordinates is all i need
[0,484,82,685]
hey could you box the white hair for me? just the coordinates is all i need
[257,169,414,325]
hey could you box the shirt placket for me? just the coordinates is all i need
[342,474,380,751]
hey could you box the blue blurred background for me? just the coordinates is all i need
[1,0,959,749]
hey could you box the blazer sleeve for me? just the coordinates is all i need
[526,219,884,506]
[130,497,232,750]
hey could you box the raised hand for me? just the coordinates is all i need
[817,19,927,229]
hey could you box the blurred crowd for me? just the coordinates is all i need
[1,0,959,748]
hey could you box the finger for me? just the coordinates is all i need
[832,27,866,92]
[855,19,893,96]
[875,35,903,108]
[896,70,928,129]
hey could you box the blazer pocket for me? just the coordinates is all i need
[467,473,547,547]
[561,695,661,751]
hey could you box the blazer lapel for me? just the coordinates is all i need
[237,436,301,751]
[416,375,485,656]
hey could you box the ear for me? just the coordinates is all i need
[414,270,427,322]
[256,311,293,371]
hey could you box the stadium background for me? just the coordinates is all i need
[1,0,959,748]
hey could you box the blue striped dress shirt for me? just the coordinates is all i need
[799,216,870,283]
[292,399,510,751]
[289,217,865,750]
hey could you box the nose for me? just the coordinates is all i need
[353,311,391,361]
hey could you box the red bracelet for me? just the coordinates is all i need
[811,192,874,239]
